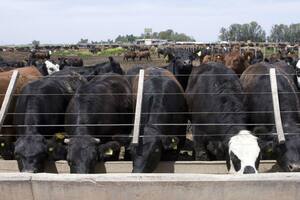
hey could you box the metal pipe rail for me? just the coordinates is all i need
[0,160,279,174]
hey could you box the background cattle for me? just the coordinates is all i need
[28,50,52,64]
[136,50,151,61]
[62,57,124,80]
[58,56,84,69]
[123,51,137,61]
[224,52,249,75]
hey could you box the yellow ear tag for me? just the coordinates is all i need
[55,132,65,140]
[48,147,54,152]
[171,138,177,150]
[1,143,5,147]
[267,147,273,154]
[105,148,114,156]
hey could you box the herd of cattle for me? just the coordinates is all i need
[0,45,300,174]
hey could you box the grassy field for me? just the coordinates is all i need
[52,47,126,59]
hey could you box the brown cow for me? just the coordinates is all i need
[202,54,225,64]
[29,51,51,61]
[224,52,249,75]
[202,55,213,64]
[0,67,42,159]
[0,66,42,104]
[136,50,151,61]
[123,51,137,61]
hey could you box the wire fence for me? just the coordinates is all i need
[0,69,299,141]
[1,73,299,78]
[0,92,299,96]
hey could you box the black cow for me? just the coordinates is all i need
[65,74,133,173]
[62,57,124,80]
[240,62,300,172]
[58,57,84,68]
[186,62,261,174]
[0,60,26,68]
[163,49,194,90]
[14,70,86,172]
[128,67,188,173]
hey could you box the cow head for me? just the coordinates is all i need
[271,136,300,172]
[131,126,162,173]
[225,53,248,75]
[226,130,261,174]
[169,50,194,90]
[46,133,67,161]
[45,60,60,75]
[0,138,15,160]
[172,50,194,72]
[64,136,100,174]
[108,56,124,75]
[14,135,48,173]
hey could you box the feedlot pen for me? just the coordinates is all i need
[0,69,299,200]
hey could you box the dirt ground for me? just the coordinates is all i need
[0,51,168,72]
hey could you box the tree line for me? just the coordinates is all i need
[115,29,195,43]
[219,21,300,43]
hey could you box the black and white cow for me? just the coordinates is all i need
[14,70,86,172]
[186,62,261,174]
[128,67,188,173]
[64,73,133,173]
[241,62,300,172]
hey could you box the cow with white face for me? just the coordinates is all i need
[45,60,60,75]
[186,62,261,174]
[227,130,261,174]
[296,60,300,88]
[241,62,300,172]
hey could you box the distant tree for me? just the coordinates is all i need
[289,23,300,43]
[219,21,266,42]
[114,29,195,43]
[269,23,300,43]
[152,32,159,38]
[32,40,40,48]
[269,24,289,43]
[219,27,228,41]
[158,29,174,40]
[78,38,88,44]
[115,34,139,43]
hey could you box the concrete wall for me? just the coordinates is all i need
[0,160,280,174]
[0,173,299,200]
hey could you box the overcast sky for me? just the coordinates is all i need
[0,0,299,45]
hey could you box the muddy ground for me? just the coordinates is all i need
[0,51,168,72]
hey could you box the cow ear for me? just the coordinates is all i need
[108,56,114,63]
[258,139,274,157]
[162,137,179,150]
